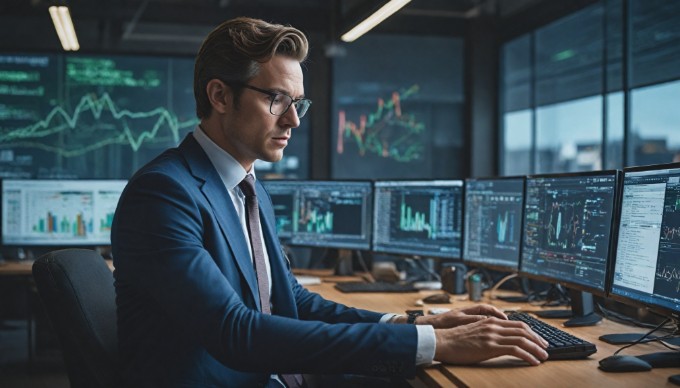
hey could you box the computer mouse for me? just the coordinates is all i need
[669,374,680,386]
[598,355,652,372]
[422,293,451,304]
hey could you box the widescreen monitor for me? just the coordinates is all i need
[463,177,525,272]
[1,179,127,246]
[289,181,373,250]
[520,171,619,326]
[261,180,299,241]
[372,180,463,259]
[609,163,680,318]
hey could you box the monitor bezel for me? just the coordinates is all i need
[282,179,374,251]
[606,162,680,319]
[462,175,526,273]
[371,179,465,259]
[0,178,128,247]
[518,169,621,297]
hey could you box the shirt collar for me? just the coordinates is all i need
[192,125,256,191]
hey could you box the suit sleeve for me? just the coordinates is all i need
[112,171,418,377]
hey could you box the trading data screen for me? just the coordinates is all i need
[463,178,524,271]
[1,179,127,246]
[520,172,617,292]
[261,180,298,240]
[289,181,372,250]
[611,165,680,314]
[373,180,463,258]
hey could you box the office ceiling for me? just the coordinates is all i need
[0,0,595,54]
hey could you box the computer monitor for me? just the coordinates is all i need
[609,162,680,319]
[520,170,619,326]
[463,176,525,272]
[1,179,127,246]
[261,180,299,241]
[372,180,464,259]
[289,181,373,251]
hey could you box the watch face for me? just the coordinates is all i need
[406,310,424,324]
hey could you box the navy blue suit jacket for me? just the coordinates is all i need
[112,134,418,387]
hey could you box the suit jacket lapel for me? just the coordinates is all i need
[177,134,260,308]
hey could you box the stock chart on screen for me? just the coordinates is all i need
[463,177,525,271]
[373,180,463,258]
[521,172,618,292]
[1,179,127,246]
[0,53,308,179]
[289,181,372,250]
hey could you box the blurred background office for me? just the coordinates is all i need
[0,0,679,386]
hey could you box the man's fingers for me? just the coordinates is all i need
[489,321,549,348]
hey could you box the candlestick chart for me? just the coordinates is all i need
[335,84,425,165]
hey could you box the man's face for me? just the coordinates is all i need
[217,55,304,171]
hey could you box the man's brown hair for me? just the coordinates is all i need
[194,17,309,119]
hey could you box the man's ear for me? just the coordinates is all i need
[206,79,233,114]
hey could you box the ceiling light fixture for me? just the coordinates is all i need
[341,0,411,43]
[49,6,80,51]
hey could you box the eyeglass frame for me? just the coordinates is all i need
[222,80,312,118]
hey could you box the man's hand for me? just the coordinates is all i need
[433,317,549,366]
[415,304,507,328]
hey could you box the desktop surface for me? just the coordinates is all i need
[299,273,680,388]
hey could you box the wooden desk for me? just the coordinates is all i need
[302,276,680,388]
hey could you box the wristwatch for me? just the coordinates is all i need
[405,309,424,324]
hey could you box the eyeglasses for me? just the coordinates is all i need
[233,83,312,119]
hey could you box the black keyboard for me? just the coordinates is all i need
[507,311,597,360]
[334,281,418,293]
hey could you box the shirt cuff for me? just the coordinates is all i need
[379,313,400,323]
[380,314,436,365]
[415,325,436,365]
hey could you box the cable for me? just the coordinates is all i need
[355,250,375,283]
[488,273,518,299]
[613,318,673,356]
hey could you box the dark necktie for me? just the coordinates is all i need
[238,174,271,314]
[238,175,304,388]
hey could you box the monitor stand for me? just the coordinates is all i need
[599,332,680,345]
[333,249,354,276]
[637,351,680,368]
[534,289,602,327]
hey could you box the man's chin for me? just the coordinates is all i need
[261,152,284,164]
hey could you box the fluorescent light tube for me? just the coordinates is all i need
[49,6,80,51]
[341,0,411,43]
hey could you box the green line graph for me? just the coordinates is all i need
[0,92,199,156]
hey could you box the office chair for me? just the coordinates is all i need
[32,248,118,388]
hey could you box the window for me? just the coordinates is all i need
[501,0,680,173]
[535,97,603,173]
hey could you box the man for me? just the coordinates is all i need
[112,17,548,387]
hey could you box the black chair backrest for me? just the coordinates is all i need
[33,248,118,388]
